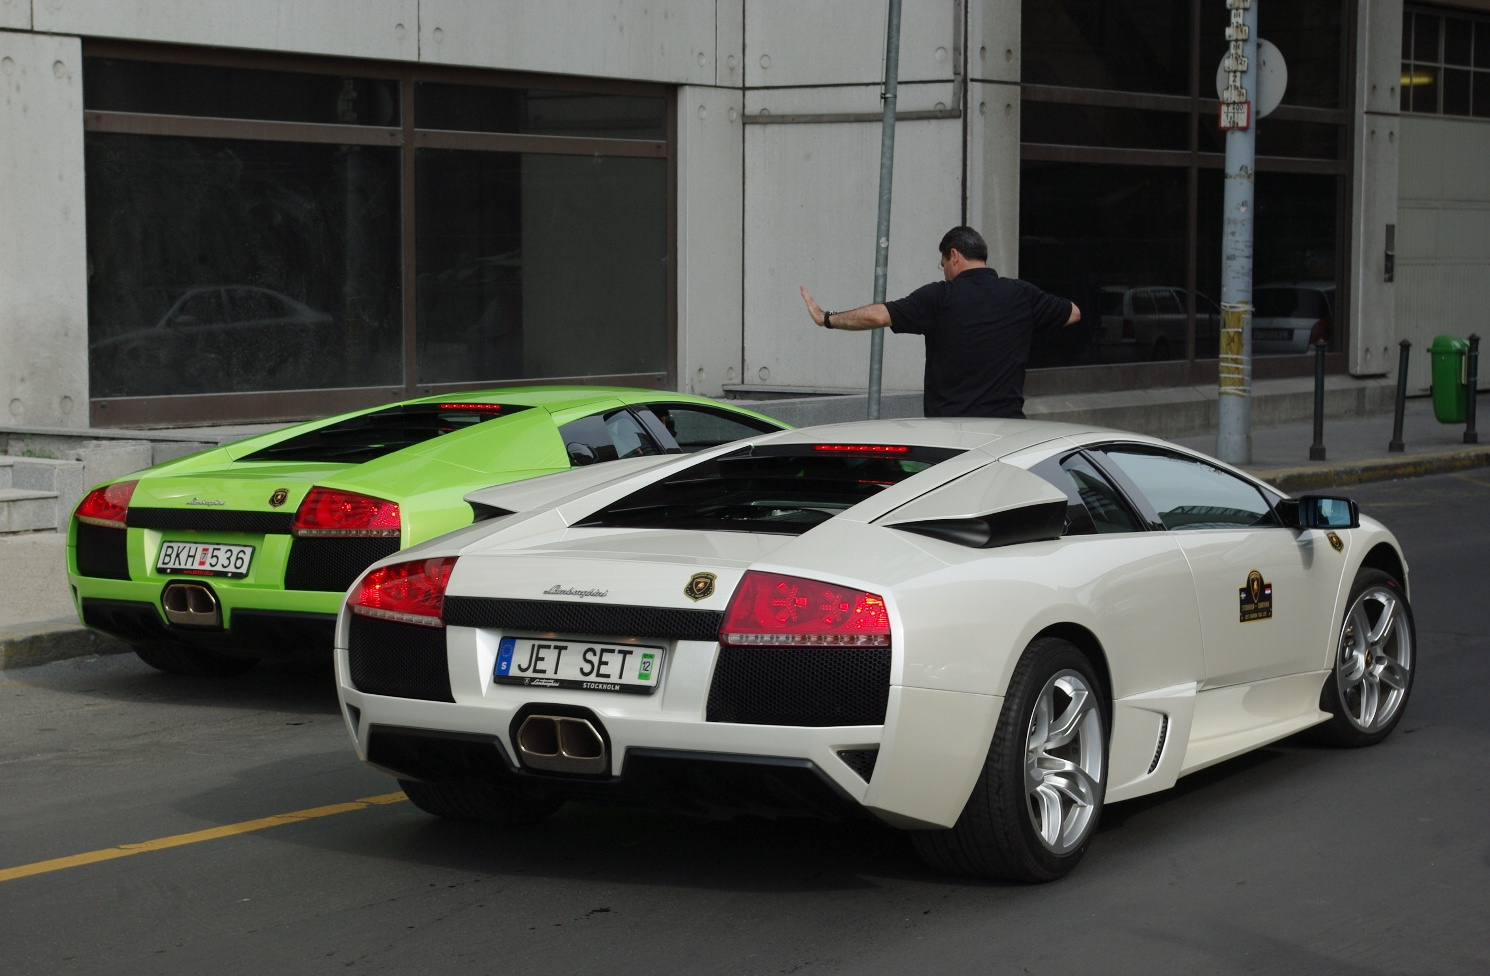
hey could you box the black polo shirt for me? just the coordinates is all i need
[885,267,1072,419]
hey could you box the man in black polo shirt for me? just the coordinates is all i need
[799,226,1080,419]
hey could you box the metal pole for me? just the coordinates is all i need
[866,0,902,421]
[1217,0,1259,465]
[1309,340,1327,460]
[1466,333,1480,445]
[1389,339,1410,453]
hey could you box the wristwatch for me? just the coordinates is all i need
[822,311,834,329]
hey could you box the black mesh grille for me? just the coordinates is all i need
[284,537,401,592]
[127,508,294,534]
[837,749,879,782]
[81,598,168,642]
[707,646,891,727]
[75,522,130,579]
[442,596,723,642]
[348,614,454,702]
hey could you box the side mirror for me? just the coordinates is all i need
[566,442,599,466]
[1277,495,1359,530]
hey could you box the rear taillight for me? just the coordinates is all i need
[74,480,137,529]
[293,487,400,538]
[1308,316,1333,348]
[719,571,890,647]
[348,556,457,628]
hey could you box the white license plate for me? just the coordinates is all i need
[156,541,255,578]
[1253,328,1292,341]
[495,636,663,695]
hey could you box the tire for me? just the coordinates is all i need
[132,641,259,677]
[399,778,561,826]
[1316,569,1415,747]
[912,637,1108,883]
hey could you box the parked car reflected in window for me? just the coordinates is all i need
[1252,283,1335,355]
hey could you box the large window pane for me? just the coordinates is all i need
[85,134,402,397]
[416,151,667,384]
[415,83,666,140]
[1022,102,1189,151]
[1022,0,1192,95]
[83,59,399,126]
[1198,170,1340,355]
[1020,163,1192,367]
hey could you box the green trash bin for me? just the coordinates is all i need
[1429,334,1470,423]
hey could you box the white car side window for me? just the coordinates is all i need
[1101,449,1273,531]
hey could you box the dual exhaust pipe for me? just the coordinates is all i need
[161,581,221,628]
[515,714,607,775]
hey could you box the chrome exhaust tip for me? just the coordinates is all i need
[161,581,222,628]
[515,714,608,775]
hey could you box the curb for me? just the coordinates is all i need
[0,618,131,670]
[1251,445,1490,493]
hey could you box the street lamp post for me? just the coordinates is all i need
[1217,0,1260,465]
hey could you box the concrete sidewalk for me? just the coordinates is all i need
[3,393,1485,669]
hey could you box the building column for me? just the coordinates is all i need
[1347,0,1403,378]
[0,30,88,428]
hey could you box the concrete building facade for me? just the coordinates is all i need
[0,1,1486,429]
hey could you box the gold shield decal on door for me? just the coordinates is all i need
[268,488,289,508]
[685,572,717,602]
[1327,531,1344,552]
[1239,569,1273,622]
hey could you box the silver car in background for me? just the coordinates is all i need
[1252,283,1335,355]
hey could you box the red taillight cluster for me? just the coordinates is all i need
[292,487,401,538]
[348,556,458,628]
[719,571,890,647]
[74,480,137,529]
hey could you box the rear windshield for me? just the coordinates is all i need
[239,403,533,464]
[574,444,964,535]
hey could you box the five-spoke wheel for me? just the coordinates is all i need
[1319,568,1415,747]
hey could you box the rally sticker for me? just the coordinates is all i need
[1238,570,1273,623]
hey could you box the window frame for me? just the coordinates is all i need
[82,39,678,427]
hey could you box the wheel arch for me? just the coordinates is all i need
[1360,542,1408,598]
[1030,622,1113,709]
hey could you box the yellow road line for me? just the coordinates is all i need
[0,791,407,883]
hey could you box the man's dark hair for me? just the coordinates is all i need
[938,226,988,262]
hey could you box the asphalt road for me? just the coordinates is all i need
[2,469,1488,975]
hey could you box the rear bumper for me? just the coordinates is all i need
[81,597,336,659]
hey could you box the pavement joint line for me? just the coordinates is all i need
[0,791,407,884]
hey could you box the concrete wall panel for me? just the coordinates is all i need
[968,0,1020,84]
[34,0,416,61]
[1347,0,1401,378]
[966,79,1020,275]
[716,0,744,87]
[742,115,962,393]
[420,0,713,84]
[0,31,87,428]
[745,0,959,88]
[1397,115,1490,392]
[678,85,744,396]
[0,1,29,31]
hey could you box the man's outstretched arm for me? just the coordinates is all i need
[800,285,892,331]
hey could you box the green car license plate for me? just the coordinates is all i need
[495,636,662,694]
[156,541,255,578]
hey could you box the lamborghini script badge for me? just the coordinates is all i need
[685,572,717,602]
[1239,569,1273,623]
[269,488,289,508]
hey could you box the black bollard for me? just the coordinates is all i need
[1389,339,1411,453]
[1309,340,1327,460]
[1467,333,1480,445]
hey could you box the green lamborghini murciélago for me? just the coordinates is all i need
[68,386,787,675]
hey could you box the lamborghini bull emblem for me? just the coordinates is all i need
[269,488,290,508]
[685,572,717,602]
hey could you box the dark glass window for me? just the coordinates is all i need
[1198,116,1341,159]
[1200,1,1345,109]
[240,403,532,464]
[1445,19,1473,67]
[1020,163,1191,367]
[85,133,402,397]
[415,83,666,140]
[1403,7,1490,117]
[1033,452,1142,536]
[1022,0,1193,95]
[1098,448,1275,530]
[641,404,784,452]
[1021,103,1190,151]
[415,150,667,386]
[558,410,671,467]
[83,59,399,126]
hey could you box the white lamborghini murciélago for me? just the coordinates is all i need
[334,419,1414,882]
